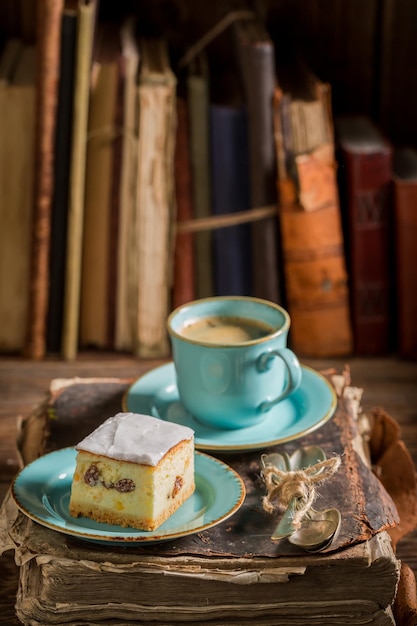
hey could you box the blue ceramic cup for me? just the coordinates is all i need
[167,296,302,430]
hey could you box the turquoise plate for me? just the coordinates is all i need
[125,363,337,452]
[12,448,246,545]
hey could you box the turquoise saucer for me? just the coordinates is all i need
[125,363,337,452]
[12,448,245,545]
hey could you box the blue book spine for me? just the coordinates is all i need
[210,103,252,296]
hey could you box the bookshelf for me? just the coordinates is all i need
[0,0,416,361]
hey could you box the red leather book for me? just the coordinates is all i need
[335,115,393,356]
[393,148,417,359]
[172,97,195,310]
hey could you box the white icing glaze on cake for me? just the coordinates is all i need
[75,412,194,466]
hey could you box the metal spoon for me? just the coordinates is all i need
[288,506,342,552]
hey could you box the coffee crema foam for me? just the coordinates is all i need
[179,315,274,345]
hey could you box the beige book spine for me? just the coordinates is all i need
[134,80,176,357]
[132,39,177,358]
[114,19,139,352]
[62,0,97,360]
[80,57,119,348]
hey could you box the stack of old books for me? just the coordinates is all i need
[1,370,416,625]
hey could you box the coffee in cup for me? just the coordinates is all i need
[167,296,302,430]
[179,315,274,344]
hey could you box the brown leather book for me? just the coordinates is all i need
[392,148,417,360]
[172,97,195,310]
[273,85,353,357]
[335,115,393,356]
[25,0,64,359]
[233,17,282,304]
[5,375,403,625]
[279,177,353,358]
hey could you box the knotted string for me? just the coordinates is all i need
[261,456,341,529]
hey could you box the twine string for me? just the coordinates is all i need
[261,456,341,529]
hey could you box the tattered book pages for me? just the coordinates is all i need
[133,38,177,358]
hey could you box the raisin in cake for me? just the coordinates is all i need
[69,412,195,531]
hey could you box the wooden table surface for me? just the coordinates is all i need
[1,353,417,625]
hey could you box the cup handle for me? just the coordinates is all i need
[256,348,302,413]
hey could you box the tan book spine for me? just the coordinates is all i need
[133,38,176,358]
[187,55,214,299]
[0,45,36,352]
[114,18,139,352]
[61,0,97,360]
[25,0,64,359]
[80,25,121,349]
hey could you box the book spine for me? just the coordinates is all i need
[25,0,64,359]
[393,172,417,359]
[280,202,353,357]
[274,88,353,357]
[187,58,214,299]
[0,45,36,353]
[61,0,97,360]
[172,97,195,310]
[46,6,77,354]
[114,17,139,352]
[133,39,177,358]
[236,32,282,304]
[79,24,121,350]
[209,103,252,296]
[107,52,125,349]
[340,147,393,355]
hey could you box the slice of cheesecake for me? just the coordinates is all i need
[69,412,195,531]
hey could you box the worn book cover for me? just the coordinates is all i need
[279,199,353,357]
[335,115,393,356]
[0,43,36,353]
[0,374,404,625]
[392,147,417,360]
[24,0,64,360]
[273,83,353,357]
[133,37,177,358]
